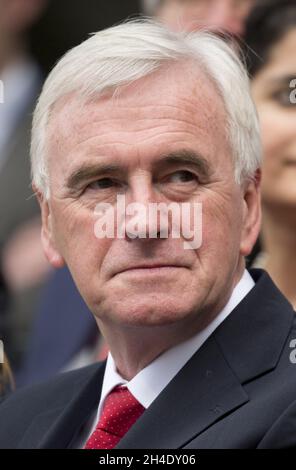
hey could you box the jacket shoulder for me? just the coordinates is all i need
[0,363,101,448]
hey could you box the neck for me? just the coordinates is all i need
[261,205,296,307]
[97,322,203,381]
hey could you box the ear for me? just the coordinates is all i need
[33,184,65,269]
[239,169,262,257]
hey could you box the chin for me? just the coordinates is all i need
[99,293,199,327]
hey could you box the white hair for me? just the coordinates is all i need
[31,19,261,198]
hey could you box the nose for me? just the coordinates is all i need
[123,175,171,242]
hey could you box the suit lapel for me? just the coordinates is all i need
[116,335,248,449]
[214,268,294,383]
[116,269,295,449]
[18,363,105,449]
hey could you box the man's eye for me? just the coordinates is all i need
[87,178,116,190]
[168,170,198,183]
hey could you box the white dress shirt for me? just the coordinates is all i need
[75,269,254,448]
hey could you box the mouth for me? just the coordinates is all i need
[114,264,187,277]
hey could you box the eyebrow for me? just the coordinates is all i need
[66,149,211,190]
[66,163,122,189]
[154,150,211,179]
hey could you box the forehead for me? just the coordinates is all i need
[47,61,229,171]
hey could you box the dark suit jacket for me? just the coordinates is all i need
[1,268,296,449]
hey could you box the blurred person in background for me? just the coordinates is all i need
[0,271,8,343]
[244,0,296,309]
[0,353,15,400]
[0,0,51,368]
[16,265,98,387]
[142,0,256,36]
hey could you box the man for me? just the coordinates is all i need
[0,19,296,449]
[142,0,255,36]
[15,0,257,388]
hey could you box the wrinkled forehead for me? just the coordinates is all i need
[46,60,229,163]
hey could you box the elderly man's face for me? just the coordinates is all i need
[40,62,259,330]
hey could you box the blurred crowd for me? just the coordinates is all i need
[0,0,295,396]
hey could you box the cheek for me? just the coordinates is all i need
[260,114,279,159]
[198,197,242,264]
[53,204,110,280]
[259,112,286,196]
[259,109,291,168]
[259,109,296,202]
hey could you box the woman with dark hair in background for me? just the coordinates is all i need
[244,0,296,309]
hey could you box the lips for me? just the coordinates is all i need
[113,263,187,277]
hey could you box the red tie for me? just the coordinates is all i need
[84,385,145,449]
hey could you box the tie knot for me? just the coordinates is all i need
[100,386,145,438]
[84,385,145,449]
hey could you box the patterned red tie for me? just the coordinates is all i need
[84,385,145,449]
